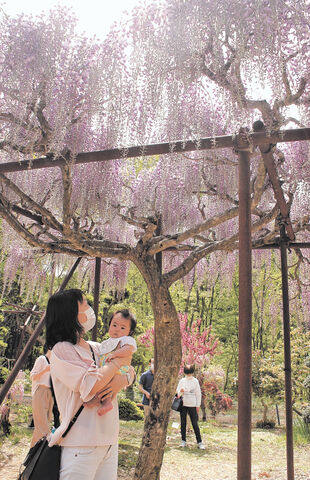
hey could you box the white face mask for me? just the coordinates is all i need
[81,306,96,332]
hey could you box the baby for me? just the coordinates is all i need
[96,309,137,416]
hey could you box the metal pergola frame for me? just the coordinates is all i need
[0,125,310,480]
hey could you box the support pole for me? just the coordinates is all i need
[154,215,162,374]
[279,226,294,480]
[0,257,82,405]
[237,150,252,480]
[92,257,101,341]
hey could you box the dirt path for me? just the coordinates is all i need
[0,436,30,480]
[1,440,310,480]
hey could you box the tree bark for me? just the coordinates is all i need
[261,398,269,423]
[133,255,182,480]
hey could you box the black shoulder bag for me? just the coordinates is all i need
[171,395,183,412]
[18,346,96,480]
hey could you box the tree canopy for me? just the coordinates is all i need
[0,1,309,299]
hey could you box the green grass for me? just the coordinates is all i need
[294,417,310,445]
[118,415,310,479]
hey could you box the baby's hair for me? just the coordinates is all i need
[109,309,137,336]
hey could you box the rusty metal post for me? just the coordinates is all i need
[92,257,101,341]
[0,257,82,405]
[1,127,310,174]
[238,149,252,480]
[153,215,162,374]
[279,226,294,480]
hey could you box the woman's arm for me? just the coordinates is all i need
[84,366,135,407]
[176,378,184,397]
[106,344,135,361]
[31,365,50,381]
[51,342,132,402]
[30,356,50,382]
[195,378,202,407]
[88,354,132,397]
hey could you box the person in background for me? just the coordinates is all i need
[138,358,154,416]
[176,364,205,449]
[30,347,54,447]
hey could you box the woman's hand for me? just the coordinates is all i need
[84,368,134,408]
[83,384,113,408]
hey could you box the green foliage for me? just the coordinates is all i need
[15,404,32,424]
[252,350,285,400]
[253,327,310,402]
[118,397,144,421]
[304,376,310,391]
[302,406,310,424]
[294,417,310,445]
[22,370,32,394]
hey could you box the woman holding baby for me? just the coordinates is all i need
[45,288,136,480]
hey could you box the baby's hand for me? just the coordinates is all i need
[105,352,118,362]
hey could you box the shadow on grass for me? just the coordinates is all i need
[164,444,210,456]
[119,441,140,470]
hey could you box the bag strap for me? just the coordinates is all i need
[48,344,96,439]
[44,355,57,405]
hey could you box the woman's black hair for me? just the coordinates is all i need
[45,289,84,349]
[184,364,195,375]
[108,309,137,336]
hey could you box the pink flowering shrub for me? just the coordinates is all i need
[139,313,233,415]
[139,312,218,373]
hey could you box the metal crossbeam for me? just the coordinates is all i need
[0,127,309,173]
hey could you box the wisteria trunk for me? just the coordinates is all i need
[133,255,182,480]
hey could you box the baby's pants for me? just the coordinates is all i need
[60,443,118,480]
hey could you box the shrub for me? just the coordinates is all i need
[255,419,275,429]
[302,406,310,424]
[118,398,144,421]
[203,380,233,417]
[294,417,310,445]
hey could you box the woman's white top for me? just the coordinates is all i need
[49,341,119,447]
[98,336,137,355]
[176,376,202,407]
[30,355,51,395]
